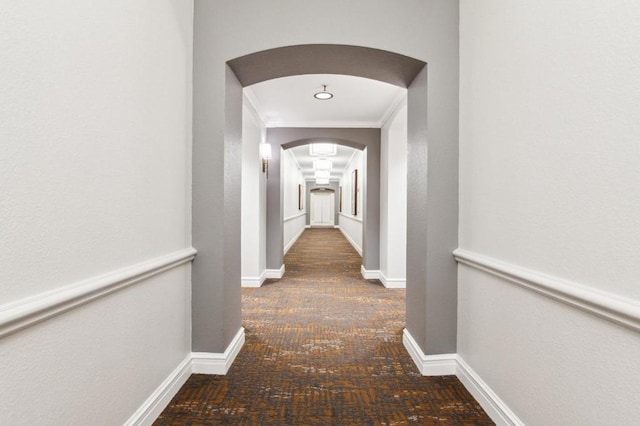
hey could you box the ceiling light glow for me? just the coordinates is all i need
[313,84,333,100]
[309,143,337,156]
[314,158,333,170]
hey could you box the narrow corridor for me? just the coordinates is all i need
[155,229,492,424]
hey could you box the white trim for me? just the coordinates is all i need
[284,227,306,255]
[241,270,267,288]
[338,212,363,223]
[265,265,285,279]
[124,355,192,426]
[360,265,380,280]
[339,226,362,255]
[456,357,525,426]
[266,120,382,128]
[379,272,406,289]
[453,248,640,333]
[0,248,197,340]
[402,329,523,425]
[305,225,311,229]
[283,212,306,222]
[243,88,268,125]
[402,329,457,375]
[192,327,245,375]
[380,91,408,128]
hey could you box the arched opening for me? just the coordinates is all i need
[192,44,458,366]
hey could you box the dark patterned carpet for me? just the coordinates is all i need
[155,228,493,425]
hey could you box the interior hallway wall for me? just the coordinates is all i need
[338,149,365,255]
[282,149,307,253]
[241,100,267,286]
[0,1,194,424]
[380,103,408,286]
[458,0,640,424]
[192,0,459,356]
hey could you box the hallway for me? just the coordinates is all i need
[155,229,492,424]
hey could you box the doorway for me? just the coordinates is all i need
[310,190,335,227]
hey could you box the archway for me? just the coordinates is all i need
[192,44,458,366]
[266,133,379,274]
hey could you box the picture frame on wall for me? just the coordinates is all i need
[298,184,303,210]
[351,169,358,215]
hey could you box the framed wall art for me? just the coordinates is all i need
[351,169,358,215]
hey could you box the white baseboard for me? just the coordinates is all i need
[124,355,192,426]
[284,227,305,255]
[402,329,457,375]
[360,265,380,280]
[338,226,362,256]
[305,225,311,228]
[241,271,267,288]
[127,328,247,425]
[456,357,524,426]
[192,327,245,375]
[402,328,523,426]
[265,265,285,279]
[379,272,406,289]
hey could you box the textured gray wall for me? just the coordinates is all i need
[192,64,243,352]
[268,128,381,271]
[192,1,459,356]
[265,144,283,270]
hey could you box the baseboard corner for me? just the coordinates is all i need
[360,265,381,280]
[378,272,406,289]
[265,265,285,279]
[402,329,457,375]
[192,327,245,375]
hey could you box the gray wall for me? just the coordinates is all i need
[406,66,458,354]
[192,2,459,356]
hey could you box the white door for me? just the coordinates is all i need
[310,192,335,227]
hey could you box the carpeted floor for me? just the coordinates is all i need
[154,228,493,425]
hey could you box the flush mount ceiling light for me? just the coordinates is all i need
[313,84,333,100]
[313,158,332,170]
[315,178,330,185]
[309,143,337,156]
[315,170,330,179]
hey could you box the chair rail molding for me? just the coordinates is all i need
[453,248,640,333]
[0,247,197,339]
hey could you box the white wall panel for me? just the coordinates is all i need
[0,0,194,423]
[459,1,640,423]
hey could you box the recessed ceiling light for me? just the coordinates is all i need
[314,84,333,100]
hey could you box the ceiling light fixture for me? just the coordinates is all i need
[315,178,330,185]
[313,158,332,170]
[315,170,330,179]
[313,84,333,100]
[309,143,337,156]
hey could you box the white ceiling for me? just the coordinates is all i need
[245,74,406,182]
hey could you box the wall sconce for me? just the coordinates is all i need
[260,143,272,177]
